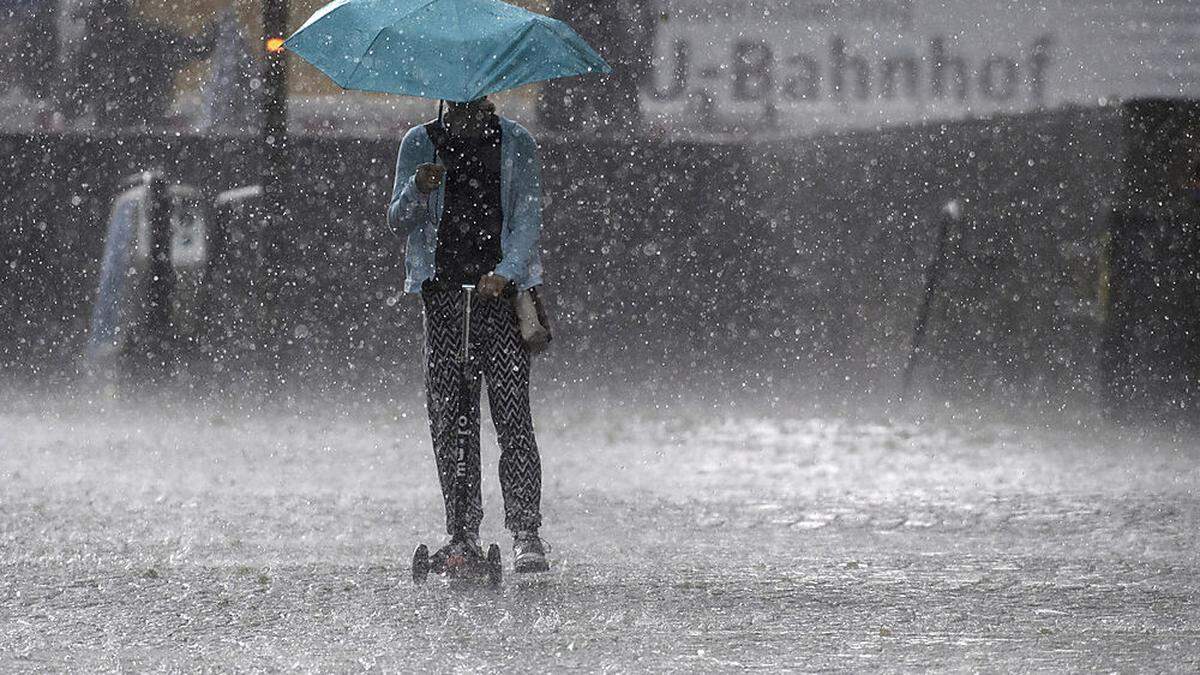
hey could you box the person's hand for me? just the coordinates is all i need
[414,163,445,193]
[477,273,509,298]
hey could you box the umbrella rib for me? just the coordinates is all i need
[342,26,390,89]
[340,0,443,92]
[536,16,610,73]
[470,22,534,95]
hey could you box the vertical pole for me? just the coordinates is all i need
[262,0,290,379]
[900,199,961,403]
[145,172,176,378]
[262,0,289,214]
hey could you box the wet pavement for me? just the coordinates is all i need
[1,392,1198,671]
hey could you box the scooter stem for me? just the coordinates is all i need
[461,284,475,364]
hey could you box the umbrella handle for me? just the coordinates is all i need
[432,99,444,163]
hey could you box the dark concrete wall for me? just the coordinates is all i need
[1100,100,1200,422]
[0,105,1127,403]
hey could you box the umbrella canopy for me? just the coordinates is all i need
[284,0,611,102]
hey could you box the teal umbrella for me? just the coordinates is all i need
[284,0,611,102]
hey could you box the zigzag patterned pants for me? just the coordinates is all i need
[422,286,542,535]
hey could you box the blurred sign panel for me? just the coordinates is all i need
[644,0,1200,136]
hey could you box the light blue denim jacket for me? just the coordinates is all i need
[387,117,544,293]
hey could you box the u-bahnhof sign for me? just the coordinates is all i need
[642,0,1200,136]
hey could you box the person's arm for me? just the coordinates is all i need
[387,127,429,237]
[493,129,542,282]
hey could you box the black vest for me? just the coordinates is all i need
[425,117,504,286]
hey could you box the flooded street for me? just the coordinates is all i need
[2,392,1198,671]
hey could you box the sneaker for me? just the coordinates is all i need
[512,530,550,573]
[432,530,483,572]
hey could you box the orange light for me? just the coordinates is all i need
[266,38,286,54]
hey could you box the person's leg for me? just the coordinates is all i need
[423,288,484,536]
[479,296,542,534]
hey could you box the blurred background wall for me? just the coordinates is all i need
[0,105,1137,404]
[1,0,1198,422]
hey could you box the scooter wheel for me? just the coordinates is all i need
[486,543,502,587]
[412,544,430,584]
